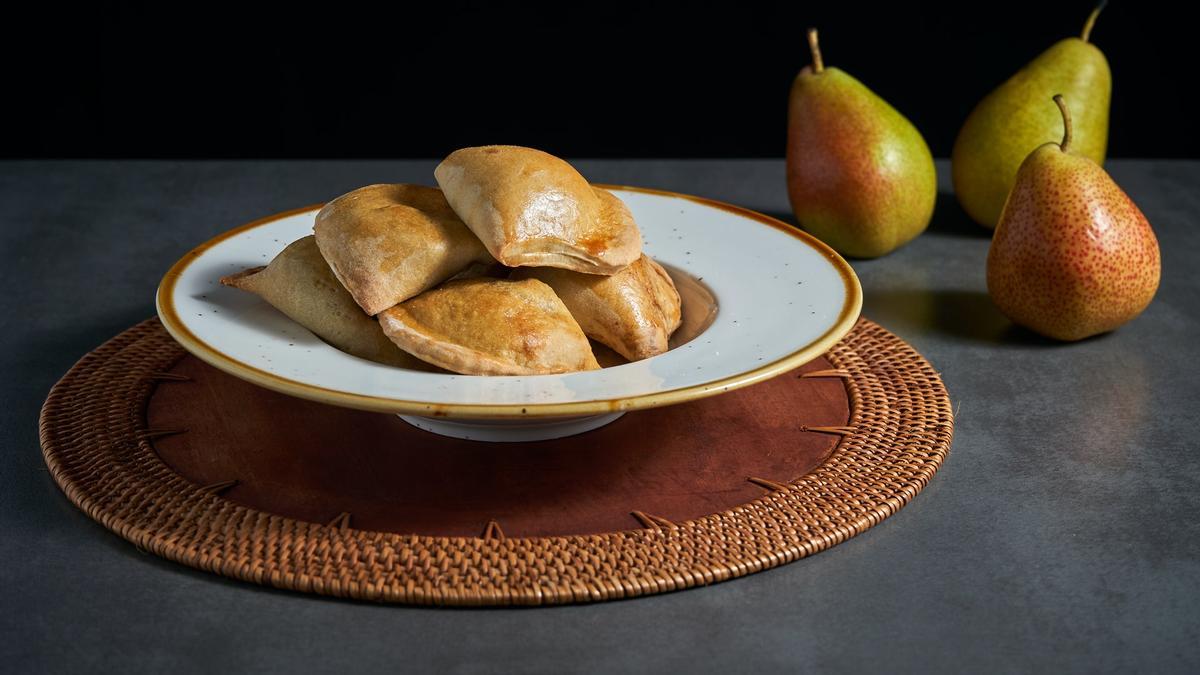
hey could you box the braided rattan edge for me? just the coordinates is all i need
[39,318,953,606]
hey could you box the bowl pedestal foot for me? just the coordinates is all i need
[397,412,625,442]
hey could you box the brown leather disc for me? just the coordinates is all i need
[147,355,849,537]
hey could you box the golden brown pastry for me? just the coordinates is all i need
[514,254,682,361]
[378,278,601,375]
[434,146,641,274]
[220,236,422,368]
[313,184,493,315]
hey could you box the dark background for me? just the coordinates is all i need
[6,1,1194,159]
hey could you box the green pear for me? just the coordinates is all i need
[953,4,1111,228]
[987,96,1160,341]
[786,29,936,258]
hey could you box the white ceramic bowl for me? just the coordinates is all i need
[157,186,861,441]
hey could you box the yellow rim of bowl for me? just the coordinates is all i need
[156,185,863,418]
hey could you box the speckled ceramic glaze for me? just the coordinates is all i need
[157,186,861,439]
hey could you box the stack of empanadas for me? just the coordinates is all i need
[221,145,682,375]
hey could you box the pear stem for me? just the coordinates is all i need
[807,28,824,73]
[1053,94,1073,153]
[1081,0,1106,42]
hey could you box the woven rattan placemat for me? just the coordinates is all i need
[40,318,952,605]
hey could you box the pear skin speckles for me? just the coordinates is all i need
[986,144,1160,341]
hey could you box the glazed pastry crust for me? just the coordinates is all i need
[515,254,682,361]
[220,236,421,368]
[313,184,493,315]
[434,146,641,274]
[378,278,601,375]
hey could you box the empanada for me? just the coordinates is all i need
[514,254,682,361]
[378,278,601,375]
[434,146,641,274]
[313,184,493,315]
[220,236,421,368]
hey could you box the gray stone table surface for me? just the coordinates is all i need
[2,160,1198,674]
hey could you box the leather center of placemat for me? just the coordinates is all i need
[147,357,849,538]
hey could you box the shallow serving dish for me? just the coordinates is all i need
[157,186,861,441]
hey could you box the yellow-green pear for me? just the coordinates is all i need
[952,3,1111,228]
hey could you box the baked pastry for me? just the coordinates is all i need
[313,184,493,315]
[514,254,682,361]
[434,145,641,274]
[378,278,601,375]
[220,236,421,368]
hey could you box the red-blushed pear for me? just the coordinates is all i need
[987,95,1160,341]
[785,29,936,259]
